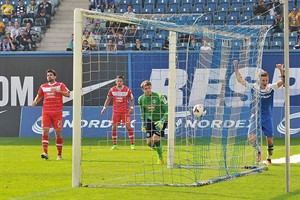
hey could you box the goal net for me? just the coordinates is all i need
[72,9,269,187]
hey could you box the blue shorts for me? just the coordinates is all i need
[248,114,274,137]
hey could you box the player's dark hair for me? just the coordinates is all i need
[116,75,124,80]
[140,80,151,89]
[47,69,57,76]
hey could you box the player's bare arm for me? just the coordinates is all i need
[129,98,135,115]
[32,95,42,106]
[101,98,111,115]
[233,60,247,87]
[275,64,284,88]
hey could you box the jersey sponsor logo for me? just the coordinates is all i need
[277,112,300,135]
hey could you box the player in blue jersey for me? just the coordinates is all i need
[233,60,284,164]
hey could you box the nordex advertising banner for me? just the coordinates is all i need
[19,106,300,138]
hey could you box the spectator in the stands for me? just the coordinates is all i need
[106,39,116,51]
[15,0,26,19]
[294,38,300,49]
[115,31,126,50]
[66,33,74,51]
[85,17,95,33]
[5,21,14,34]
[268,0,282,16]
[123,5,135,18]
[93,21,105,35]
[106,21,118,36]
[162,37,169,50]
[16,28,32,51]
[0,36,16,51]
[106,1,116,12]
[253,0,269,16]
[200,40,212,51]
[0,21,5,37]
[26,0,38,19]
[82,39,90,51]
[11,21,21,40]
[179,33,189,43]
[82,30,96,49]
[125,24,138,43]
[288,7,300,33]
[132,38,146,51]
[89,0,106,12]
[1,0,14,20]
[37,0,52,28]
[271,14,284,33]
[189,39,198,50]
[25,22,37,48]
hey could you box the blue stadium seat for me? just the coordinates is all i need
[182,0,194,7]
[132,7,140,13]
[145,26,157,35]
[214,16,225,25]
[144,0,155,5]
[157,0,168,9]
[263,41,269,50]
[153,8,165,14]
[132,1,142,10]
[154,34,166,44]
[177,42,188,50]
[231,41,242,50]
[144,4,154,9]
[142,8,153,14]
[270,41,282,49]
[192,6,203,13]
[217,9,228,18]
[273,32,283,42]
[239,15,251,25]
[11,17,22,24]
[243,6,253,18]
[151,42,163,50]
[104,34,114,43]
[126,43,135,50]
[244,0,255,7]
[219,0,231,9]
[289,41,296,49]
[206,1,217,11]
[116,8,126,13]
[232,0,244,8]
[229,8,241,18]
[167,7,178,14]
[141,43,150,50]
[136,26,144,36]
[169,2,180,9]
[289,32,298,43]
[179,7,191,13]
[266,15,275,25]
[226,16,238,25]
[200,16,212,25]
[252,15,264,25]
[142,34,153,45]
[119,0,130,9]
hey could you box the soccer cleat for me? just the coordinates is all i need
[56,156,63,160]
[157,158,164,165]
[256,152,262,163]
[130,144,136,150]
[41,153,49,160]
[111,145,118,150]
[266,158,272,164]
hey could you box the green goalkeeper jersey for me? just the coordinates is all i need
[138,92,168,123]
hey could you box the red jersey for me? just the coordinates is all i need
[37,82,69,114]
[107,85,133,113]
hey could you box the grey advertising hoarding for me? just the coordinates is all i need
[0,53,128,137]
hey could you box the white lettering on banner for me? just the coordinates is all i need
[150,68,300,107]
[184,119,248,129]
[0,76,34,107]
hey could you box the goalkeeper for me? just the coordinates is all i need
[138,80,168,165]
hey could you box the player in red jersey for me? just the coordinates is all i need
[32,69,70,160]
[101,75,136,150]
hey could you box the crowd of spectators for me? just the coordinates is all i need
[0,0,55,51]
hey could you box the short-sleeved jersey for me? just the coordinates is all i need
[107,85,133,113]
[138,92,168,122]
[37,82,69,114]
[246,82,279,118]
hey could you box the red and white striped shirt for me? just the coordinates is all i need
[37,82,69,114]
[107,85,133,113]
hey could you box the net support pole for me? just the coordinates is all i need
[283,0,290,193]
[72,8,83,188]
[167,31,177,168]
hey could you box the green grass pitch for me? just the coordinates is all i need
[0,137,299,200]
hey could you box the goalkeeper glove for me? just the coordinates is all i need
[154,118,165,131]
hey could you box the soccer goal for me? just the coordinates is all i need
[72,9,269,187]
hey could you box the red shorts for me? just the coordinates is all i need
[42,113,63,129]
[112,112,131,125]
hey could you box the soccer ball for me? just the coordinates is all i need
[193,104,206,118]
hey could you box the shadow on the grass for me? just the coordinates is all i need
[270,188,300,200]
